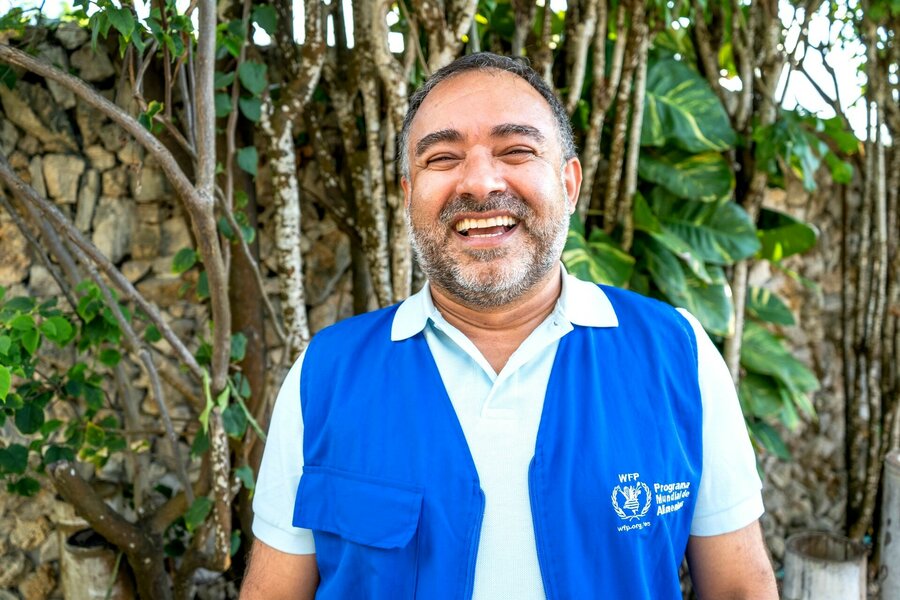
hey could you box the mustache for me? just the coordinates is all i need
[438,192,530,225]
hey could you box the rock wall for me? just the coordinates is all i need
[0,22,854,598]
[753,177,849,565]
[0,24,354,599]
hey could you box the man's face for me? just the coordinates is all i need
[402,70,582,308]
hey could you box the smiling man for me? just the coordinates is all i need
[241,53,777,600]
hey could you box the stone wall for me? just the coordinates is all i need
[0,24,353,599]
[0,22,854,598]
[753,177,849,565]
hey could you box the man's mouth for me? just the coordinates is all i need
[454,215,519,238]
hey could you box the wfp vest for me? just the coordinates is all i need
[294,286,702,599]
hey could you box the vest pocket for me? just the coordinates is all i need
[293,466,423,599]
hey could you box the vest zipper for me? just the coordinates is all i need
[528,456,552,600]
[463,488,485,600]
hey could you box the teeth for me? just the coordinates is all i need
[454,215,518,233]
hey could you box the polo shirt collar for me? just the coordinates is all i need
[390,265,619,341]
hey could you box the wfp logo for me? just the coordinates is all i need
[611,473,651,521]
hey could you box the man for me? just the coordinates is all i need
[242,53,777,599]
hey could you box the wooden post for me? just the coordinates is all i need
[878,451,900,599]
[783,531,867,600]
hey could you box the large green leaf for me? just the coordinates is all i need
[655,198,760,265]
[740,321,819,394]
[748,420,792,459]
[681,267,733,337]
[638,149,734,202]
[633,195,712,283]
[756,208,818,262]
[641,58,736,153]
[739,373,784,419]
[562,228,634,287]
[639,239,733,335]
[746,287,795,326]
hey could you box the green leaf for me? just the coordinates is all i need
[231,530,242,556]
[0,443,28,475]
[562,228,634,287]
[9,314,35,331]
[236,147,258,176]
[172,248,198,274]
[824,152,853,184]
[21,329,39,355]
[739,373,784,418]
[144,325,162,343]
[196,271,209,300]
[748,420,791,459]
[235,464,255,491]
[0,335,10,356]
[638,150,734,202]
[0,64,18,89]
[214,70,235,89]
[191,429,210,457]
[42,316,74,345]
[230,333,247,362]
[184,496,213,532]
[0,365,9,401]
[655,197,760,265]
[680,268,733,337]
[215,93,232,118]
[15,402,44,435]
[756,208,818,262]
[107,7,135,38]
[741,321,819,394]
[7,476,40,497]
[44,445,75,465]
[746,287,795,326]
[4,296,35,312]
[633,195,711,283]
[85,422,106,446]
[641,58,736,153]
[99,348,121,367]
[251,4,278,34]
[238,96,262,122]
[237,61,268,96]
[223,403,248,438]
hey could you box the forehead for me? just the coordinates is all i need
[408,70,558,147]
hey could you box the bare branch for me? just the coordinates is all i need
[0,154,204,380]
[0,193,80,310]
[565,0,600,115]
[61,234,195,506]
[48,461,172,599]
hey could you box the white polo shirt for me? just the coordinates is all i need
[253,271,763,599]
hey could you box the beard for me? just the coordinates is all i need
[407,189,570,309]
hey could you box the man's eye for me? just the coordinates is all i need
[427,155,458,165]
[504,148,535,158]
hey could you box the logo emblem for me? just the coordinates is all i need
[611,481,651,520]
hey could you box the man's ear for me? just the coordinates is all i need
[563,157,583,214]
[401,176,412,209]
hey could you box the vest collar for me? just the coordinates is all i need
[390,265,619,341]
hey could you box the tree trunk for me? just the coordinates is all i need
[783,532,867,600]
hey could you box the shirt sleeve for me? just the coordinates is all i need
[251,351,316,554]
[677,309,765,537]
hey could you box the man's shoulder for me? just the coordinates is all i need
[598,284,687,323]
[309,303,403,346]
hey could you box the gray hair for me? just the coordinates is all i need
[398,52,577,180]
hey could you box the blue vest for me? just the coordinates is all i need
[294,286,702,599]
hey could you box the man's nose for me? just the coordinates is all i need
[455,150,507,199]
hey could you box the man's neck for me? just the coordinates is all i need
[429,265,563,374]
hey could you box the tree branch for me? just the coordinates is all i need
[0,154,204,380]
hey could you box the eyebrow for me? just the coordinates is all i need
[415,129,463,158]
[490,123,547,144]
[413,123,548,159]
